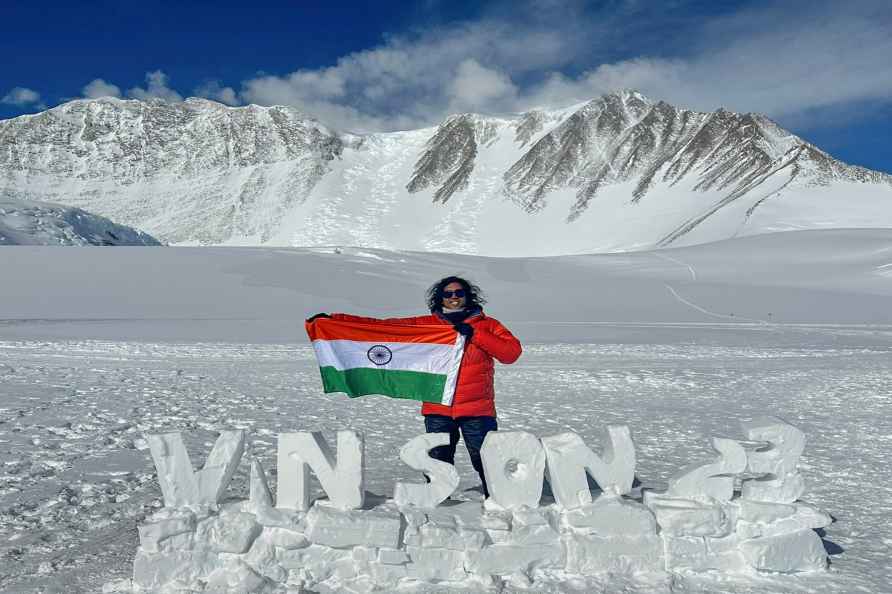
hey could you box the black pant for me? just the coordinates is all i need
[424,414,498,497]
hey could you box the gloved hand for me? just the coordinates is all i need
[453,323,474,338]
[307,313,331,322]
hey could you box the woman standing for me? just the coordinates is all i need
[311,276,522,497]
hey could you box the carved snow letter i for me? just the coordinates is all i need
[394,433,460,508]
[147,430,246,507]
[481,432,546,509]
[277,430,364,511]
[541,426,636,509]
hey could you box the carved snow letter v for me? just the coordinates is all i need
[542,426,636,509]
[147,430,246,507]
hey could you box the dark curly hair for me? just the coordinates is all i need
[426,276,487,312]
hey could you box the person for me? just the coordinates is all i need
[309,276,522,497]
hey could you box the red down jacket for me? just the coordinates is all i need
[331,310,522,418]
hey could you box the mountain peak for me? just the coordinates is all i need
[0,92,889,254]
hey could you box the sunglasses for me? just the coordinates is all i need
[442,289,466,298]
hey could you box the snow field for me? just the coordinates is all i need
[1,230,891,591]
[1,333,891,592]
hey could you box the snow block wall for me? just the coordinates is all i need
[132,418,831,593]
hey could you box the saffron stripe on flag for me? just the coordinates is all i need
[307,320,457,344]
[319,366,447,403]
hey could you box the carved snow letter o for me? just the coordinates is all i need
[480,431,546,509]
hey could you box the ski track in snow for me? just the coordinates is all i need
[1,330,891,592]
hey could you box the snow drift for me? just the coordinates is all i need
[0,195,161,246]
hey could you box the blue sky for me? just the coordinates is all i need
[2,0,891,173]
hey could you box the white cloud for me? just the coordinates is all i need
[82,78,122,99]
[56,1,892,134]
[519,1,892,127]
[194,81,240,106]
[1,87,44,108]
[239,20,576,132]
[447,59,517,113]
[127,70,183,102]
[231,0,892,133]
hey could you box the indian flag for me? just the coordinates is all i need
[305,317,466,405]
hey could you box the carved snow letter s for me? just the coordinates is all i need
[541,426,636,509]
[147,430,246,507]
[393,433,460,508]
[276,430,364,511]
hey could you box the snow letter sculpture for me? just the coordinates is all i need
[541,425,635,508]
[134,419,833,593]
[394,433,460,508]
[740,417,806,503]
[276,430,364,511]
[480,431,546,509]
[147,430,245,507]
[645,418,831,573]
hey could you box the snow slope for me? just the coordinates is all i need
[0,230,891,592]
[0,196,160,246]
[1,93,890,254]
[0,228,889,343]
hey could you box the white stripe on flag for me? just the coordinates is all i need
[312,339,458,373]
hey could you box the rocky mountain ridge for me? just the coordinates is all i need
[1,92,889,254]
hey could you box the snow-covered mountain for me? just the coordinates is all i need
[1,92,890,255]
[0,195,160,246]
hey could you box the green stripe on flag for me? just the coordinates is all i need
[319,366,447,403]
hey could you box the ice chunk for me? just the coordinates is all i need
[277,430,364,511]
[137,513,195,552]
[414,523,486,551]
[666,437,747,501]
[278,544,350,583]
[740,529,827,572]
[736,499,796,524]
[466,542,562,575]
[147,430,245,507]
[205,559,269,593]
[663,535,746,572]
[741,417,806,503]
[132,550,220,590]
[405,546,467,581]
[510,523,559,546]
[261,526,310,549]
[562,495,657,537]
[370,561,408,583]
[243,532,289,583]
[541,426,635,508]
[193,512,261,553]
[480,431,546,510]
[737,503,832,539]
[393,433,459,509]
[248,457,274,511]
[645,495,733,538]
[563,532,662,574]
[378,548,410,565]
[305,504,401,549]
